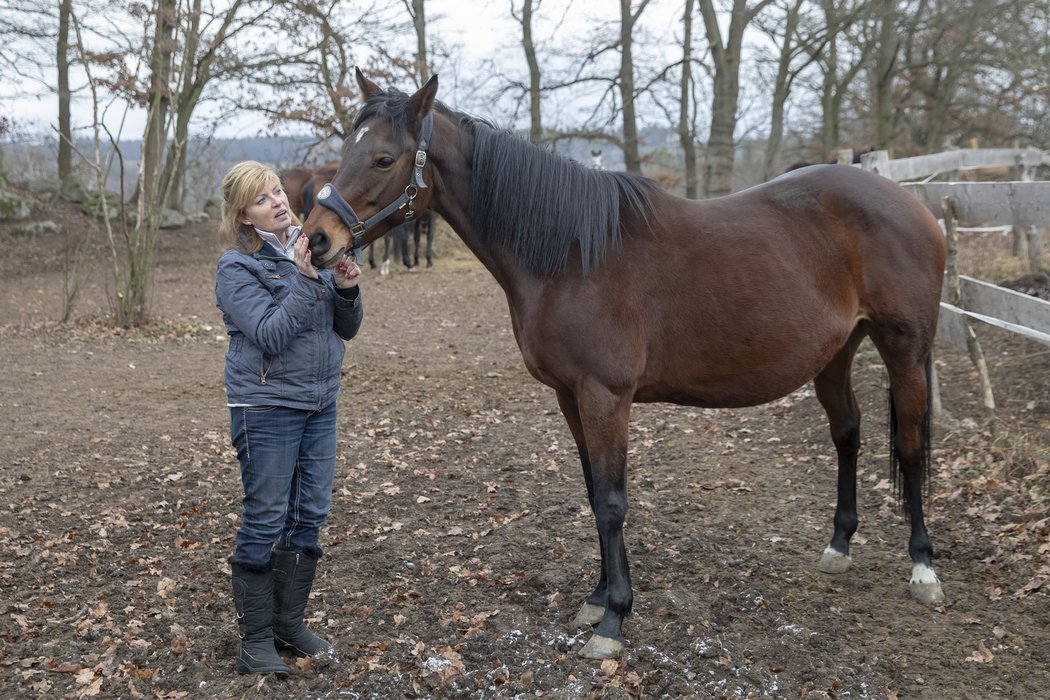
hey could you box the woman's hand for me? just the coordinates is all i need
[293,234,319,280]
[334,252,362,289]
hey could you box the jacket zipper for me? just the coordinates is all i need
[260,353,272,385]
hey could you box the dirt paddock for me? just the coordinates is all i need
[1,198,1048,699]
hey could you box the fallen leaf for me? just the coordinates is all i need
[965,642,994,663]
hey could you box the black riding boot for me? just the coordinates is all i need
[272,548,337,665]
[231,563,291,676]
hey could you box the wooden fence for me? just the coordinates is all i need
[843,147,1050,430]
[851,148,1050,351]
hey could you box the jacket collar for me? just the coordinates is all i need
[255,226,302,259]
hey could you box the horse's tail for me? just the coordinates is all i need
[888,352,934,517]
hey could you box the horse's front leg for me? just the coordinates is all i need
[555,391,606,628]
[559,384,633,659]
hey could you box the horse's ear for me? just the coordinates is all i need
[355,67,382,98]
[409,74,438,124]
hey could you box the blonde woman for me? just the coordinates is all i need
[215,161,362,675]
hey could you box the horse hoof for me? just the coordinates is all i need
[910,581,944,605]
[817,548,852,574]
[572,603,605,628]
[578,634,625,659]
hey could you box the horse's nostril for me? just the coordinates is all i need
[309,231,331,256]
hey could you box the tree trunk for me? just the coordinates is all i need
[678,0,697,198]
[412,0,428,82]
[700,0,769,196]
[119,0,176,326]
[521,0,543,144]
[619,0,642,174]
[57,0,73,185]
[160,0,201,211]
[873,0,898,150]
[763,0,803,180]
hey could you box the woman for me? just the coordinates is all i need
[215,161,363,675]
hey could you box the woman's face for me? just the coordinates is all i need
[240,180,292,236]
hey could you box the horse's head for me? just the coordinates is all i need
[303,68,439,269]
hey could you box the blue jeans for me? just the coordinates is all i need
[228,404,337,569]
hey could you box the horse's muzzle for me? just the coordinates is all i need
[308,230,330,255]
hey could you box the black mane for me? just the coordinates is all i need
[356,91,658,276]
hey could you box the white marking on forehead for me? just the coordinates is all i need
[354,127,370,144]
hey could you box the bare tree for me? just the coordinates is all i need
[160,0,260,210]
[0,0,54,89]
[112,0,178,326]
[678,0,699,197]
[699,0,774,196]
[227,1,406,146]
[895,0,1041,153]
[511,0,544,143]
[616,0,652,173]
[754,0,826,179]
[57,0,74,185]
[870,0,899,149]
[403,0,429,82]
[815,0,870,158]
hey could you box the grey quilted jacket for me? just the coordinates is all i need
[215,244,363,411]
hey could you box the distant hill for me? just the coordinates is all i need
[3,129,779,211]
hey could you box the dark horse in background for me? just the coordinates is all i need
[280,162,434,272]
[302,70,947,659]
[783,146,876,173]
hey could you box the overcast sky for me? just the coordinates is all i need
[1,0,687,141]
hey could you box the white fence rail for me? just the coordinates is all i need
[860,147,1050,183]
[939,276,1050,348]
[902,182,1050,227]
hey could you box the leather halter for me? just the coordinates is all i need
[314,112,433,257]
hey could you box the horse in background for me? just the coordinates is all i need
[281,162,434,272]
[280,162,337,220]
[366,212,435,273]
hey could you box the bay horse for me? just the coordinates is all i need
[303,70,947,659]
[282,162,434,272]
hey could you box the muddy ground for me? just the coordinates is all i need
[1,196,1048,699]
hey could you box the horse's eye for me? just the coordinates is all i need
[375,157,395,169]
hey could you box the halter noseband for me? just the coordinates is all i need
[314,112,434,257]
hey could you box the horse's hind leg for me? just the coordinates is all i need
[872,334,943,605]
[891,356,943,604]
[814,327,867,575]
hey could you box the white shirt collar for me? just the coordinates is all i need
[255,226,302,259]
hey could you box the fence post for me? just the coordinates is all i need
[930,358,943,420]
[943,196,998,436]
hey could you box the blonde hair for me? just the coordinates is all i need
[218,160,301,253]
